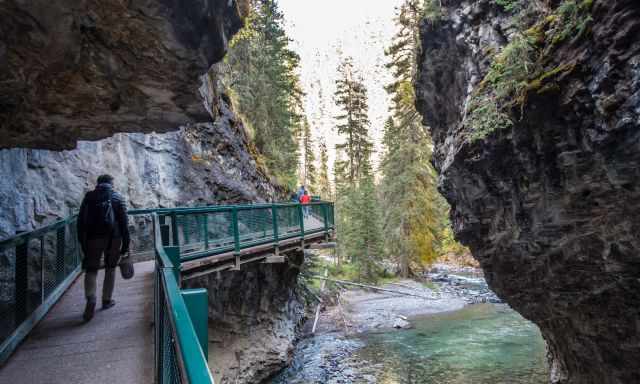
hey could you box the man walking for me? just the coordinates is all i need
[77,174,130,322]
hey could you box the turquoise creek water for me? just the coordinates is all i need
[356,304,548,384]
[272,303,548,383]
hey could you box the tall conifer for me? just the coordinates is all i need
[333,58,383,281]
[318,137,332,200]
[224,0,304,189]
[380,0,448,276]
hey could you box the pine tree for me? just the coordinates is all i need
[317,137,332,200]
[300,119,317,192]
[334,57,374,184]
[351,158,384,281]
[332,152,350,266]
[333,58,383,281]
[379,0,449,277]
[224,0,304,189]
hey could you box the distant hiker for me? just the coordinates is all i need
[290,192,298,202]
[300,190,311,217]
[296,185,306,202]
[77,174,130,322]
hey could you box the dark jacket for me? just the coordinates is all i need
[77,183,130,253]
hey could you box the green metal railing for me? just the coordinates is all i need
[0,217,82,365]
[153,201,334,383]
[0,200,334,382]
[154,201,335,262]
[154,215,212,384]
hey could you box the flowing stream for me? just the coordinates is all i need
[355,304,548,383]
[272,303,548,383]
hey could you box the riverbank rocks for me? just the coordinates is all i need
[0,0,243,150]
[416,1,640,383]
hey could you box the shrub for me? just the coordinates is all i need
[467,34,536,141]
[494,0,522,12]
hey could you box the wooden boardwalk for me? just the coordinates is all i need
[0,261,155,384]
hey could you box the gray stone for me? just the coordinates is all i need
[416,1,640,383]
[0,0,244,150]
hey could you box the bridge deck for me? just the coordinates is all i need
[0,261,154,384]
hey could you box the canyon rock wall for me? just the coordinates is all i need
[0,83,305,383]
[185,251,306,384]
[0,0,243,150]
[0,88,280,242]
[0,3,306,381]
[416,1,640,383]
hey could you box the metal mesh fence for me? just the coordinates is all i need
[155,265,184,384]
[150,203,333,259]
[128,214,156,262]
[0,247,16,344]
[304,204,326,233]
[159,211,235,258]
[277,205,302,237]
[0,219,81,354]
[237,207,273,246]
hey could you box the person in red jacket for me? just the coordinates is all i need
[300,190,311,217]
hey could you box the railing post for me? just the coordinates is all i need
[272,205,279,244]
[232,208,240,254]
[181,289,209,360]
[203,214,209,250]
[322,203,329,239]
[15,236,28,323]
[158,215,171,247]
[298,204,305,237]
[154,264,162,384]
[171,213,179,246]
[56,226,66,283]
[165,246,181,282]
[232,208,240,270]
[40,237,45,302]
[182,217,190,244]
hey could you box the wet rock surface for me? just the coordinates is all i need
[270,333,371,384]
[0,0,243,150]
[416,1,640,383]
[426,264,501,305]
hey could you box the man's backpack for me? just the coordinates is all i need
[91,194,116,235]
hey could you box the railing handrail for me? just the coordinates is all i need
[135,200,331,216]
[0,201,333,249]
[0,216,78,250]
[1,200,335,381]
[154,213,214,384]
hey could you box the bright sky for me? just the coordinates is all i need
[278,0,404,176]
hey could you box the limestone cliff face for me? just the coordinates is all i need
[0,88,280,241]
[0,4,305,378]
[0,0,243,150]
[185,252,306,384]
[416,1,640,383]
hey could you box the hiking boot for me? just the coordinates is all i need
[83,301,96,322]
[102,299,116,310]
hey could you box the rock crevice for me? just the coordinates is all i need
[416,1,640,383]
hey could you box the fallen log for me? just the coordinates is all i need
[309,275,435,300]
[308,242,337,249]
[311,269,328,334]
